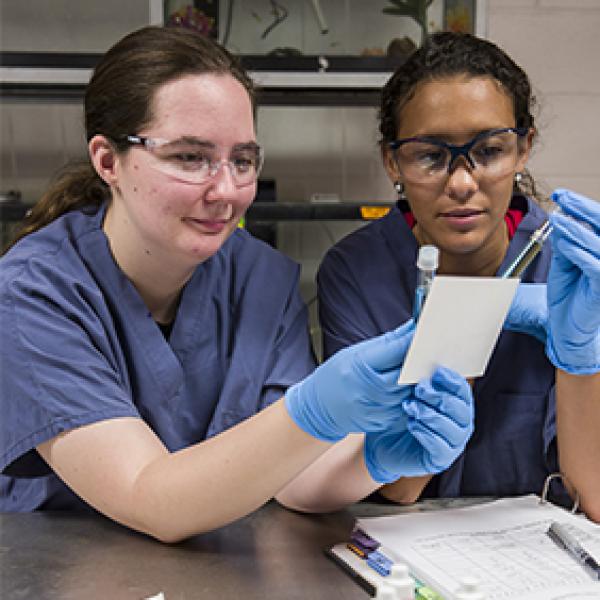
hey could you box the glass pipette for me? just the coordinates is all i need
[499,219,553,279]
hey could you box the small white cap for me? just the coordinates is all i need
[455,576,486,599]
[388,563,415,598]
[417,245,439,271]
[374,583,397,599]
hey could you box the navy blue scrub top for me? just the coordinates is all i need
[0,203,316,511]
[317,195,569,505]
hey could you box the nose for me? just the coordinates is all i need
[205,160,238,201]
[447,148,476,173]
[445,158,478,200]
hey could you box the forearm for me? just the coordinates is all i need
[132,400,332,541]
[39,400,331,543]
[555,369,600,522]
[378,475,433,504]
[275,434,380,513]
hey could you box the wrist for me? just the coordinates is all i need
[284,381,344,443]
[545,333,600,375]
[363,436,400,484]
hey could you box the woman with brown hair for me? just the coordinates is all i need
[0,26,474,541]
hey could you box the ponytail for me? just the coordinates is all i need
[4,161,109,253]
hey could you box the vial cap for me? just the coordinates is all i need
[389,563,410,579]
[388,563,415,598]
[455,576,485,599]
[375,584,396,599]
[417,245,439,270]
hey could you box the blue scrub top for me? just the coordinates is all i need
[0,203,316,511]
[317,195,569,505]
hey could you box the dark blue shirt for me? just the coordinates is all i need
[1,204,316,511]
[317,196,568,503]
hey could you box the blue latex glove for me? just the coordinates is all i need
[285,321,415,442]
[546,188,600,374]
[504,283,548,344]
[363,366,474,483]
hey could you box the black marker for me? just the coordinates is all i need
[324,548,377,596]
[547,522,600,580]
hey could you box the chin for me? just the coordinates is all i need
[441,232,490,256]
[188,233,232,262]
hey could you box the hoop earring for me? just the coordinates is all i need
[394,180,406,200]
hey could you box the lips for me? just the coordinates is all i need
[184,217,229,234]
[441,208,484,218]
[439,208,485,230]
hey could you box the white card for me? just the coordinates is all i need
[398,276,519,384]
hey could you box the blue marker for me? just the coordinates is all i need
[413,245,439,321]
[366,550,393,576]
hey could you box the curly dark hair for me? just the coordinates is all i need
[379,32,542,201]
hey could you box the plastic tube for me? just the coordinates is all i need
[413,245,439,321]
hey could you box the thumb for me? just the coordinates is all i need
[357,320,415,372]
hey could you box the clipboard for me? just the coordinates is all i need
[326,480,600,600]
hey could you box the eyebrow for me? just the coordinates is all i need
[412,128,512,143]
[172,137,259,152]
[174,137,215,148]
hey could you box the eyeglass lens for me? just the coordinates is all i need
[147,139,263,186]
[393,130,524,183]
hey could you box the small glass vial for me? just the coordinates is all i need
[413,245,439,321]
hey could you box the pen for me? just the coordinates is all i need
[413,245,439,321]
[547,521,600,580]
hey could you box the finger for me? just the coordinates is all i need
[505,283,548,339]
[551,225,600,279]
[406,388,472,428]
[357,319,415,372]
[551,188,600,230]
[408,421,468,471]
[405,403,472,447]
[548,242,600,298]
[548,254,579,299]
[510,283,547,308]
[551,210,600,256]
[416,366,472,403]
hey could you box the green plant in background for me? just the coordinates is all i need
[382,0,435,45]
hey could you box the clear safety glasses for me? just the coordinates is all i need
[388,127,529,184]
[122,135,264,187]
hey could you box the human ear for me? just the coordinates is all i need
[382,146,401,185]
[88,135,119,187]
[515,127,535,173]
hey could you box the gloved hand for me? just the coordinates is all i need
[363,366,474,483]
[285,321,415,442]
[504,283,548,344]
[546,188,600,374]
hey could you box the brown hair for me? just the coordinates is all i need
[6,26,255,251]
[379,31,544,204]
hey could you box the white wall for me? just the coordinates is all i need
[486,0,600,200]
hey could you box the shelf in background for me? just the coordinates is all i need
[1,200,394,223]
[246,202,393,221]
[1,52,397,105]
